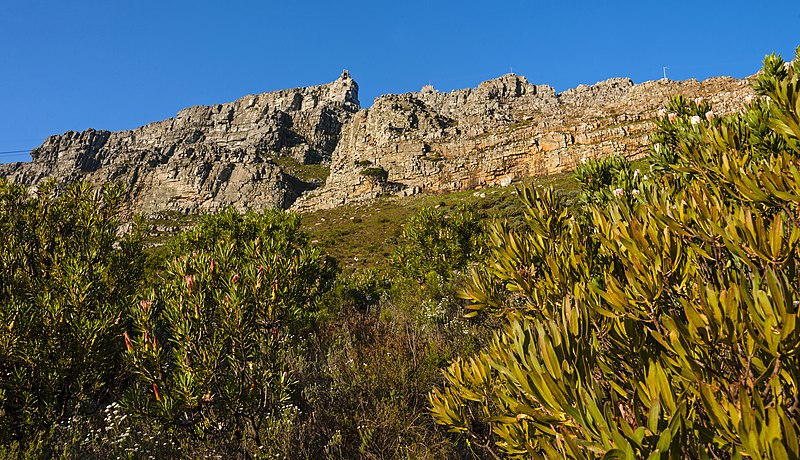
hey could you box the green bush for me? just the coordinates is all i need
[123,209,336,455]
[0,180,145,447]
[360,167,389,183]
[391,205,483,281]
[430,48,800,458]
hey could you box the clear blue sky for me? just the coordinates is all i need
[1,0,798,163]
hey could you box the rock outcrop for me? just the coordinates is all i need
[292,74,754,211]
[0,71,359,214]
[1,71,754,214]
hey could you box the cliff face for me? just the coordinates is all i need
[292,74,754,211]
[0,71,359,213]
[1,71,753,214]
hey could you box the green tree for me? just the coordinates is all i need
[0,180,145,446]
[430,48,800,458]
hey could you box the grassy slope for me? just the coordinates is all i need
[300,171,581,270]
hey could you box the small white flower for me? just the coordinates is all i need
[581,156,588,164]
[691,115,702,125]
[612,188,625,198]
[657,108,667,118]
[694,96,704,106]
[631,189,640,196]
[705,110,714,121]
[745,94,755,105]
[668,112,678,123]
[784,61,793,71]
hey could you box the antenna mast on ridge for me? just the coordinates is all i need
[663,66,669,80]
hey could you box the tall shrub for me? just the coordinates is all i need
[123,209,336,455]
[0,181,145,445]
[430,49,800,458]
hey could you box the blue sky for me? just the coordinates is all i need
[1,0,798,163]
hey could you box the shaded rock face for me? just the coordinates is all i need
[292,74,754,211]
[0,71,359,214]
[1,71,752,214]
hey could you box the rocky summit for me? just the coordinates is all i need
[0,71,754,214]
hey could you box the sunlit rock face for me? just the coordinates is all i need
[0,71,359,214]
[1,70,753,214]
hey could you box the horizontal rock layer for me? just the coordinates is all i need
[292,74,754,211]
[1,72,753,214]
[0,71,359,214]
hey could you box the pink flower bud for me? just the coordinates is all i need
[185,275,195,291]
[668,112,677,123]
[231,273,240,284]
[694,97,704,106]
[705,110,714,121]
[140,299,152,312]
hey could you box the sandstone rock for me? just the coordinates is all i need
[0,71,359,214]
[1,71,753,215]
[292,74,754,211]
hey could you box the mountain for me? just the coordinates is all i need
[0,71,753,214]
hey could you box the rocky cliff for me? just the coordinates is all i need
[0,71,359,213]
[292,74,754,211]
[0,71,754,214]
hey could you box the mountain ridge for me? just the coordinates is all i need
[0,71,754,214]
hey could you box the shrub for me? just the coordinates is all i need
[123,208,336,456]
[0,180,145,446]
[430,48,800,458]
[360,167,389,183]
[391,205,483,282]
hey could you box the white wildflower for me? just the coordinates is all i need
[705,110,714,121]
[691,115,702,125]
[668,112,677,123]
[694,96,704,106]
[612,188,625,198]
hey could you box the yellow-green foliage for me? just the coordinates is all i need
[123,209,336,455]
[0,181,145,444]
[430,49,800,459]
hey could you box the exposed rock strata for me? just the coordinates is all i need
[0,71,359,213]
[1,72,753,214]
[292,74,754,211]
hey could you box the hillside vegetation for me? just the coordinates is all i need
[1,48,799,459]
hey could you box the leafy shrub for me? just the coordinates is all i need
[360,167,389,183]
[0,180,145,447]
[430,48,800,458]
[391,205,483,281]
[123,208,336,455]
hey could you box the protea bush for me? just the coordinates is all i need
[123,209,336,456]
[0,181,145,446]
[430,49,800,458]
